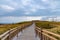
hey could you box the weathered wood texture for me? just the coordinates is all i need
[35,27,60,40]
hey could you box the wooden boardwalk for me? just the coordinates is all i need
[12,24,40,40]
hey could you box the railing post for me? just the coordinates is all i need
[17,27,18,39]
[40,28,43,40]
[35,25,36,37]
[9,28,11,40]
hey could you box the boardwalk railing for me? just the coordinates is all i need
[0,27,19,40]
[35,27,60,40]
[0,23,32,40]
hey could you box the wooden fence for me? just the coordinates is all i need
[0,23,32,40]
[35,27,60,40]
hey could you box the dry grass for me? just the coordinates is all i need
[46,25,60,35]
[0,21,32,35]
[35,21,60,35]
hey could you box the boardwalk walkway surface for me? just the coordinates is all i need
[12,23,40,40]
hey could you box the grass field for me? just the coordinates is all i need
[35,21,60,40]
[35,21,60,35]
[0,21,32,35]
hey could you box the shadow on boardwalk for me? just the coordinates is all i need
[12,24,40,40]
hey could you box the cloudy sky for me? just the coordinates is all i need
[0,0,60,23]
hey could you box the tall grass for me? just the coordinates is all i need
[35,21,60,40]
[0,21,32,35]
[35,21,60,34]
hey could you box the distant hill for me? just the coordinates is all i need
[0,23,7,25]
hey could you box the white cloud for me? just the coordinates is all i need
[51,9,60,12]
[0,0,60,16]
[0,5,15,12]
[6,0,18,7]
[24,4,46,15]
[41,0,60,12]
[50,2,60,12]
[21,0,32,6]
[0,16,60,23]
[42,0,48,2]
[49,1,58,9]
[39,6,46,9]
[0,0,47,13]
[26,17,42,21]
[31,8,37,12]
[25,12,30,15]
[41,0,49,4]
[30,4,46,10]
[46,16,60,22]
[47,18,53,21]
[0,16,42,23]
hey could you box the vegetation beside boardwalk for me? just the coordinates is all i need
[35,21,60,40]
[35,21,60,35]
[0,20,60,40]
[0,21,32,35]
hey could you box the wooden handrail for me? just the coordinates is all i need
[0,23,32,40]
[36,27,60,38]
[0,27,19,40]
[35,27,60,40]
[36,29,57,40]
